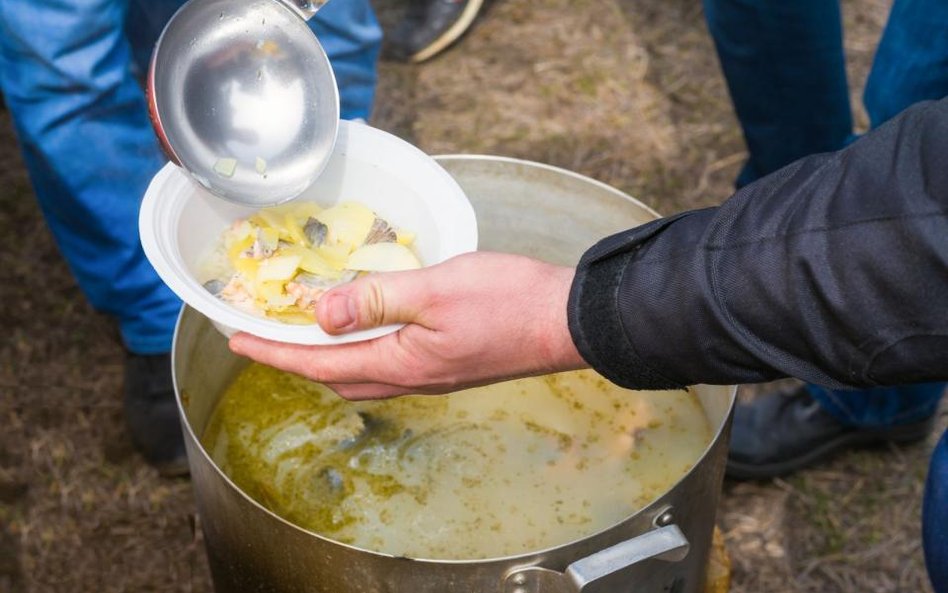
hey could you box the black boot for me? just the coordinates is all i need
[727,386,935,480]
[123,352,189,477]
[384,0,484,63]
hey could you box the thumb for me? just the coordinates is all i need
[316,272,424,335]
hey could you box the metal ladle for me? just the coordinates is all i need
[148,0,338,206]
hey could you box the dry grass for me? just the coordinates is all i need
[1,0,942,591]
[719,390,942,593]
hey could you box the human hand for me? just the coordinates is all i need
[228,252,588,399]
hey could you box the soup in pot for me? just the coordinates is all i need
[202,364,711,559]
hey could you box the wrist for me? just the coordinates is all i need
[536,264,587,373]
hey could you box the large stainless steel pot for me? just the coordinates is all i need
[172,155,736,593]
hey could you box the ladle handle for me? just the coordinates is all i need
[503,525,690,593]
[279,0,328,21]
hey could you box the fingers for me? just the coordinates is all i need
[315,269,430,335]
[325,382,415,400]
[229,334,417,400]
[229,332,390,384]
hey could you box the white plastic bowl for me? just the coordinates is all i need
[140,120,478,345]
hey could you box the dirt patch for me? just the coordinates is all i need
[0,0,941,592]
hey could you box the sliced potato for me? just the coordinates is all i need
[256,254,302,282]
[347,243,422,272]
[267,310,317,325]
[282,212,308,246]
[257,227,281,255]
[317,203,376,250]
[395,229,416,246]
[227,234,255,263]
[255,280,285,301]
[281,245,344,276]
[315,241,351,268]
[251,209,285,232]
[232,256,261,281]
[257,281,297,309]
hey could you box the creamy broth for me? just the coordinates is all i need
[202,364,711,559]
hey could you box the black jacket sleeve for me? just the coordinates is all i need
[567,98,948,390]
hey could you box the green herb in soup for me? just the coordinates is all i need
[202,364,711,559]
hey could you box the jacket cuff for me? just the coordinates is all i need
[567,215,693,390]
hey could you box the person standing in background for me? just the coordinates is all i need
[702,0,948,479]
[0,0,382,476]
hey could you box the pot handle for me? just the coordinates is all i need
[503,524,690,593]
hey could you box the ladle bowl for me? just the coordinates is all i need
[148,0,337,206]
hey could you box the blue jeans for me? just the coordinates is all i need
[0,0,381,354]
[926,432,948,591]
[704,1,948,589]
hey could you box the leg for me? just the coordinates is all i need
[703,0,852,186]
[924,431,948,593]
[125,0,184,79]
[0,0,187,474]
[807,383,944,428]
[308,0,382,121]
[864,0,948,127]
[0,0,180,355]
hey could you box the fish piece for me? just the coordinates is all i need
[203,278,227,296]
[316,467,345,495]
[303,217,328,247]
[337,412,380,450]
[251,228,279,259]
[364,217,398,245]
[284,281,324,312]
[286,271,357,311]
[219,277,258,315]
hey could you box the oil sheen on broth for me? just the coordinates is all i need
[202,364,711,559]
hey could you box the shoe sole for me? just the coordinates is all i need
[410,0,485,63]
[726,419,935,480]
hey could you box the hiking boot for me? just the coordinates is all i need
[123,352,189,477]
[727,386,935,480]
[385,0,485,63]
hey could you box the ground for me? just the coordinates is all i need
[0,0,944,591]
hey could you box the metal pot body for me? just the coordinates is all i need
[173,156,736,593]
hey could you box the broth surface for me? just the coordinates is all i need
[202,364,711,559]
